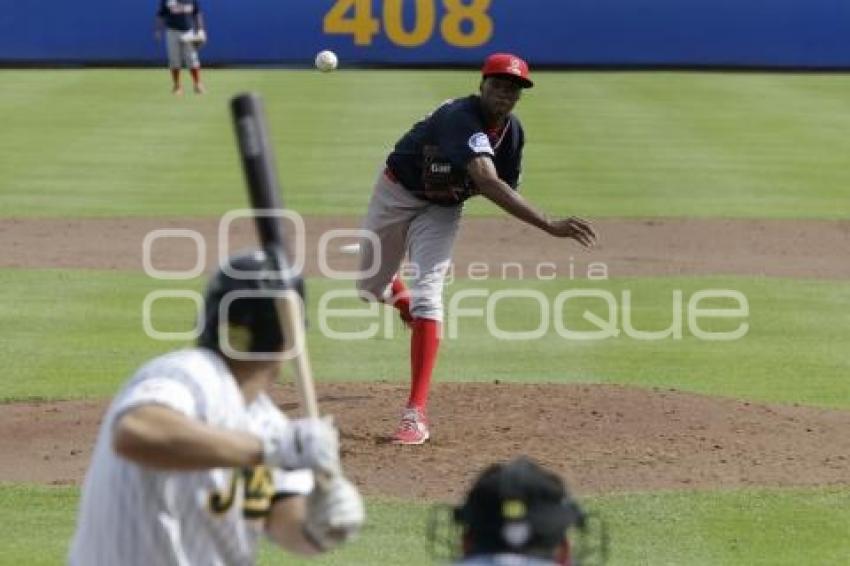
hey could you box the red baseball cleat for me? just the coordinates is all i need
[392,407,429,445]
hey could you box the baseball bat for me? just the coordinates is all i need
[230,92,320,419]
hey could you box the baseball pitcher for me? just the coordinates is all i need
[356,53,597,444]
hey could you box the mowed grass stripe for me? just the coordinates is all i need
[1,70,849,218]
[2,484,847,565]
[1,269,847,409]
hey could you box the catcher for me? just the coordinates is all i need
[448,457,607,565]
[69,250,364,565]
[155,0,207,95]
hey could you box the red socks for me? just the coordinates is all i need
[408,318,440,411]
[170,69,202,90]
[388,276,439,412]
[389,275,412,324]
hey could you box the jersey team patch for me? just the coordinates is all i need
[468,132,494,155]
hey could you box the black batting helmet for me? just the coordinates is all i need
[198,249,303,356]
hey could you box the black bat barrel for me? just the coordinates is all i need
[230,93,286,250]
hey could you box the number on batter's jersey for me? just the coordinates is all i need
[209,465,276,519]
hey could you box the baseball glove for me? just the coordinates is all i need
[180,29,207,48]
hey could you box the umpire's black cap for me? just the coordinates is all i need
[454,457,585,556]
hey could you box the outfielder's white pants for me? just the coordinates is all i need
[357,171,462,321]
[165,29,200,69]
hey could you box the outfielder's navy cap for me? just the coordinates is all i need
[482,53,534,88]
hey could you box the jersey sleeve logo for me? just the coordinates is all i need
[468,132,494,155]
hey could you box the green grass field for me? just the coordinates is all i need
[1,70,849,218]
[2,270,849,408]
[3,484,848,565]
[1,69,848,564]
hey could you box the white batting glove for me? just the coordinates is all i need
[304,475,365,551]
[262,417,340,476]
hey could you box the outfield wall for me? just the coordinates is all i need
[2,0,849,67]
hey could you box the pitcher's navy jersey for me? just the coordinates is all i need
[386,96,524,205]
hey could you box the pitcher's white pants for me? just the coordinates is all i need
[357,171,462,321]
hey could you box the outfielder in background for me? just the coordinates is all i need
[69,250,364,565]
[155,0,207,95]
[357,53,598,445]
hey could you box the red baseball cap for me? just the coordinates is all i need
[481,53,533,88]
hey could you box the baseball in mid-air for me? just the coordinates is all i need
[315,50,338,72]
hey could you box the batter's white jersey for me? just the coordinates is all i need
[69,348,313,566]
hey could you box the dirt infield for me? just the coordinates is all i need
[1,382,849,499]
[2,215,849,499]
[3,216,850,279]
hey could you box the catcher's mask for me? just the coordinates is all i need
[198,249,304,357]
[428,456,608,565]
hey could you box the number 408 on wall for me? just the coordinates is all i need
[324,0,493,48]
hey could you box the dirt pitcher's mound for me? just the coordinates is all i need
[332,383,850,499]
[1,383,848,499]
[3,217,850,279]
